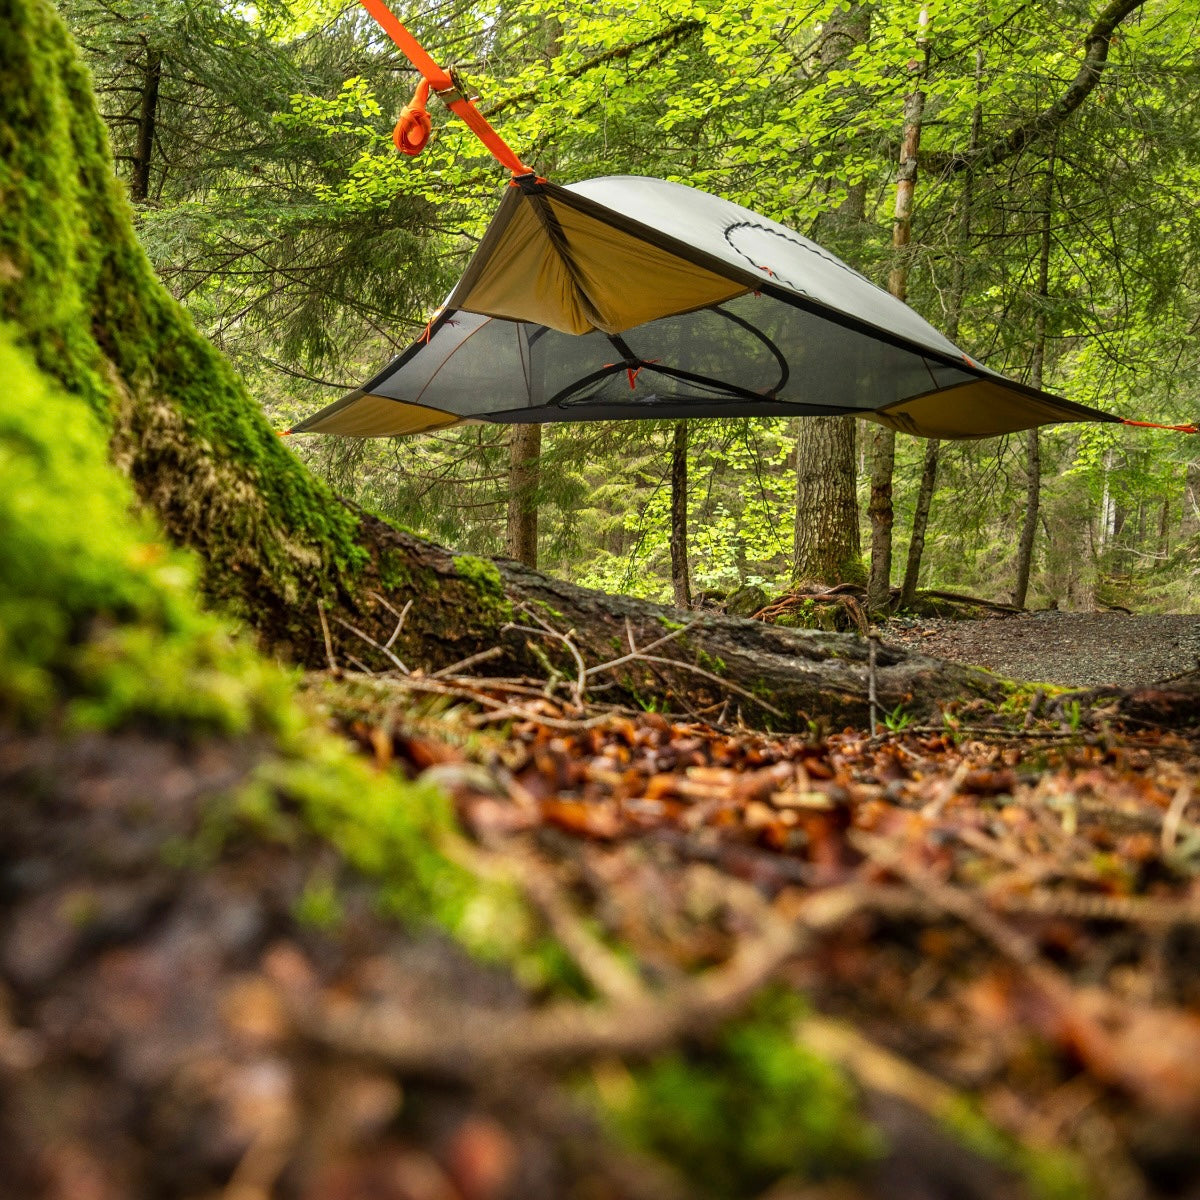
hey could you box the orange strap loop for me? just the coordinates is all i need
[358,0,533,177]
[1120,418,1199,434]
[393,78,432,155]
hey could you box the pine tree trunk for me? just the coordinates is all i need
[872,6,930,613]
[130,45,161,204]
[899,437,938,606]
[866,425,896,611]
[794,415,862,586]
[670,420,691,608]
[899,47,982,609]
[1013,429,1041,609]
[791,0,870,591]
[506,423,541,568]
[1012,143,1055,609]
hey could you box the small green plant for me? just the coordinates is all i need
[1064,699,1083,733]
[883,703,912,732]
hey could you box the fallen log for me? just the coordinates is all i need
[328,512,1008,733]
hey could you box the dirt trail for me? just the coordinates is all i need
[886,610,1200,688]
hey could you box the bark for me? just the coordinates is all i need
[794,415,863,587]
[670,420,691,609]
[506,423,541,568]
[342,510,1005,731]
[130,45,161,204]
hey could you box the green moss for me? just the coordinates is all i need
[0,326,528,958]
[940,1098,1090,1200]
[0,326,287,732]
[293,878,345,931]
[1,0,366,631]
[378,547,411,592]
[454,553,505,597]
[601,994,880,1196]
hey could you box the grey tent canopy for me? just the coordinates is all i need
[289,174,1115,441]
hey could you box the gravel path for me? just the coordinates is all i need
[886,611,1200,688]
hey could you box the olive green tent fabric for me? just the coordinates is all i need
[290,175,1117,440]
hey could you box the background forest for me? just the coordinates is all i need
[66,0,1200,610]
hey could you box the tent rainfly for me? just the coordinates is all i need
[288,173,1117,442]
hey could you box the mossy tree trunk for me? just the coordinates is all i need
[0,0,1008,731]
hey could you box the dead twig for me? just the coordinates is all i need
[296,881,864,1079]
[1162,782,1193,859]
[585,617,705,677]
[368,591,412,651]
[507,608,587,708]
[316,599,337,673]
[432,646,505,678]
[331,615,409,674]
[868,633,880,734]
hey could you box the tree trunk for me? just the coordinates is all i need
[1012,429,1041,609]
[871,5,930,614]
[506,423,541,568]
[791,0,871,591]
[899,47,982,610]
[794,415,863,586]
[866,425,896,612]
[670,420,691,608]
[1012,143,1056,609]
[130,44,161,204]
[899,437,938,607]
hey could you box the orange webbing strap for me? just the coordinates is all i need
[1120,418,1200,434]
[358,0,533,177]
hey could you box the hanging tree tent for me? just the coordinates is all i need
[290,174,1115,441]
[288,0,1136,444]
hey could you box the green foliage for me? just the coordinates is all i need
[603,995,880,1196]
[61,0,1200,612]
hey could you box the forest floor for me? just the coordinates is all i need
[8,632,1200,1200]
[885,611,1200,689]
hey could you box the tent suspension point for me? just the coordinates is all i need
[358,0,533,177]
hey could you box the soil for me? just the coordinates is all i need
[885,611,1200,688]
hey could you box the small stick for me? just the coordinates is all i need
[432,646,505,678]
[317,599,337,673]
[867,633,879,734]
[1162,783,1193,859]
[585,617,704,677]
[628,653,786,719]
[331,615,409,674]
[368,591,413,651]
[505,620,587,708]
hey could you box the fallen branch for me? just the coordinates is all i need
[295,884,865,1079]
